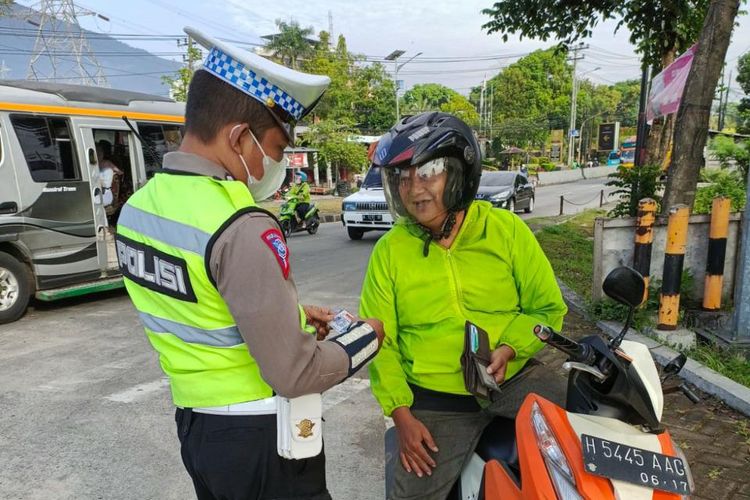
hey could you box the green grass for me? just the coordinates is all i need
[534,209,750,389]
[534,209,606,301]
[686,344,750,388]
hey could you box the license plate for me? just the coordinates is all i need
[581,434,692,495]
[363,214,382,222]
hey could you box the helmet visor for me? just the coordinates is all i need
[382,157,449,223]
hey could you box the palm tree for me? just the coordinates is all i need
[263,19,315,70]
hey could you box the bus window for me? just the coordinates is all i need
[11,115,79,182]
[136,122,183,178]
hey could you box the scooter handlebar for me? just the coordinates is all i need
[534,324,596,365]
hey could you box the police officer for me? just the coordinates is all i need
[116,28,384,500]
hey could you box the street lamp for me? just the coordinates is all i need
[385,49,422,121]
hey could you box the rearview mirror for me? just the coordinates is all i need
[664,353,687,377]
[602,266,645,308]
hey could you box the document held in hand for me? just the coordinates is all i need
[276,394,323,460]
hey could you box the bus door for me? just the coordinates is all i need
[78,124,137,272]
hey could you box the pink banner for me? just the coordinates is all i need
[646,44,697,123]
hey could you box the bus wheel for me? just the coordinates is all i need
[0,252,32,324]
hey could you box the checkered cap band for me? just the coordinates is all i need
[203,47,306,120]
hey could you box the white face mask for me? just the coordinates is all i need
[231,124,287,201]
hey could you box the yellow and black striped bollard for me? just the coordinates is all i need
[658,205,690,331]
[703,197,731,311]
[633,198,657,302]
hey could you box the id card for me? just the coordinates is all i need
[329,309,355,335]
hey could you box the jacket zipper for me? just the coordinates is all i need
[445,248,465,315]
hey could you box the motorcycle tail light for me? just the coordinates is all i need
[531,402,583,500]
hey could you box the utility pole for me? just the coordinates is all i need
[328,11,333,47]
[567,43,586,169]
[479,77,486,137]
[634,61,651,167]
[488,83,493,147]
[717,66,726,130]
[724,70,732,130]
[26,0,109,86]
[719,70,732,131]
[179,36,197,73]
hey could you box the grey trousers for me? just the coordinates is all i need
[389,367,566,500]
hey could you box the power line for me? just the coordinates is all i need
[145,0,265,45]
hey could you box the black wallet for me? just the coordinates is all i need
[461,321,501,399]
[461,321,542,401]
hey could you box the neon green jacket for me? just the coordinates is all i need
[289,182,311,203]
[360,201,567,416]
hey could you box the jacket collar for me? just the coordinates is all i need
[162,151,234,180]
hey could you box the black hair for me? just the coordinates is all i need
[184,69,280,143]
[96,140,112,160]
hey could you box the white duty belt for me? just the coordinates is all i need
[187,396,277,416]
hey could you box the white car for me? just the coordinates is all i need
[341,165,394,240]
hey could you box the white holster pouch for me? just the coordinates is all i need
[276,393,323,460]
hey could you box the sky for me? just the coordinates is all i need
[15,0,750,98]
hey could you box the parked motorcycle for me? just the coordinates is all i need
[279,193,320,237]
[385,266,698,500]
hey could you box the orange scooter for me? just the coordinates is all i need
[476,267,697,499]
[385,266,698,499]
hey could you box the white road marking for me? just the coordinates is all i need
[104,378,169,403]
[322,377,371,411]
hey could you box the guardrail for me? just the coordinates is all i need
[558,189,615,215]
[537,166,614,185]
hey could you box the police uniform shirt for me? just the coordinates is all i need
[162,151,350,396]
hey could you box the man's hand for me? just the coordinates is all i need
[392,407,439,477]
[302,305,335,340]
[363,318,385,347]
[486,344,516,384]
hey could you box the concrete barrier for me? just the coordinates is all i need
[537,165,615,185]
[592,213,743,302]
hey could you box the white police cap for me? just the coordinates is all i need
[184,27,330,124]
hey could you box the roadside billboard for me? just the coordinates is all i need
[598,122,621,151]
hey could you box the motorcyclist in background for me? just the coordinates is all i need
[290,171,312,225]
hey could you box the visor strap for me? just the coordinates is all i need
[419,210,458,258]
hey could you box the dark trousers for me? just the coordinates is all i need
[296,203,311,222]
[175,408,331,500]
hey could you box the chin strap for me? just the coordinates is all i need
[420,211,458,257]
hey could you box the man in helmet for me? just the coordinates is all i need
[360,112,567,499]
[289,170,312,224]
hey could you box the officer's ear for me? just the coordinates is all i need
[227,123,250,155]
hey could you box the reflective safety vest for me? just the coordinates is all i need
[116,172,299,408]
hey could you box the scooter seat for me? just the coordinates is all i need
[475,417,518,467]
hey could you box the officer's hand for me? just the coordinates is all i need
[392,407,438,477]
[303,305,335,340]
[487,344,516,384]
[363,318,385,347]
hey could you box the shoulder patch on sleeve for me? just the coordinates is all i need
[261,229,290,279]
